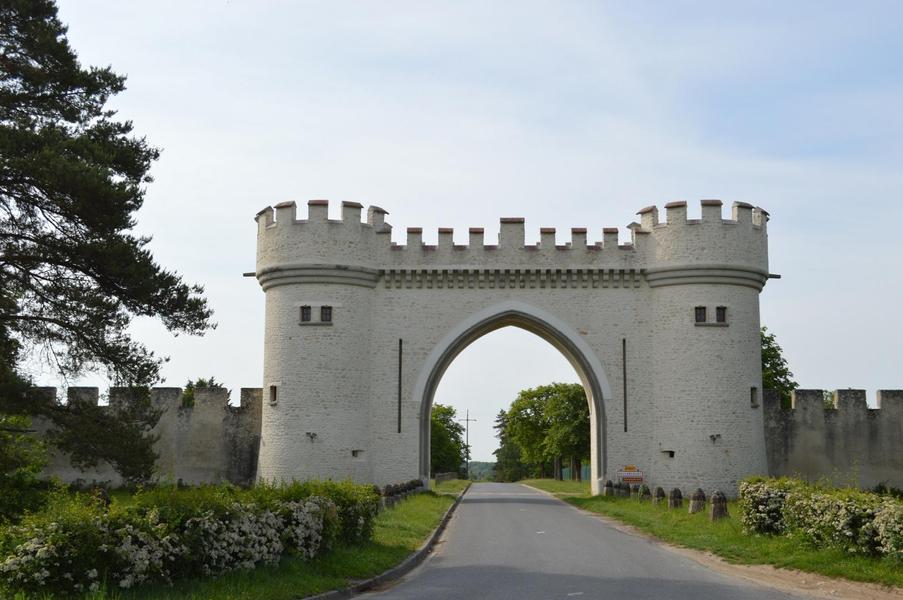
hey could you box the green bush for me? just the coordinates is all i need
[783,487,882,555]
[0,480,377,597]
[737,477,803,535]
[0,415,52,523]
[739,477,902,559]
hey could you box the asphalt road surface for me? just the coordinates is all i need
[363,482,806,600]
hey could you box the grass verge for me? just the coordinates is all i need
[430,478,470,495]
[65,492,455,600]
[522,478,902,589]
[520,478,589,496]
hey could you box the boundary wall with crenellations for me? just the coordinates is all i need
[33,386,261,487]
[36,386,903,490]
[763,388,903,489]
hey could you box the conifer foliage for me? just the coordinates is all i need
[0,0,213,485]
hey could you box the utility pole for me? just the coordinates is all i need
[458,409,477,480]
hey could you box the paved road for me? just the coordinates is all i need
[364,482,806,600]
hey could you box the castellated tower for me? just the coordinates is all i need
[641,201,770,491]
[254,198,771,495]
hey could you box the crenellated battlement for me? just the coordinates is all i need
[254,199,770,289]
[764,389,903,489]
[30,386,261,412]
[769,389,903,413]
[34,387,263,487]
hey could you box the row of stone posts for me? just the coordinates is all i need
[378,479,425,510]
[601,480,729,521]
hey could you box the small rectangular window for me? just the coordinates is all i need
[300,306,311,322]
[269,385,278,405]
[716,306,727,323]
[694,306,707,323]
[320,305,332,322]
[750,386,759,408]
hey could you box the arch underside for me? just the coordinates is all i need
[417,304,609,486]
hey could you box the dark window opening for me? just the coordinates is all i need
[750,386,759,408]
[269,385,277,405]
[300,306,311,322]
[351,449,363,458]
[661,450,675,458]
[320,305,332,322]
[716,306,727,323]
[694,306,707,323]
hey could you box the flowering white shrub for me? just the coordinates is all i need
[738,477,902,559]
[279,497,331,559]
[0,482,375,597]
[737,479,796,535]
[0,516,108,596]
[873,500,903,560]
[783,488,881,555]
[108,510,182,589]
[181,503,284,576]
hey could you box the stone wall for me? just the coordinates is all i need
[38,387,903,490]
[763,389,903,489]
[36,386,261,487]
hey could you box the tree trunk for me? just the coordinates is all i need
[553,456,561,480]
[575,458,582,481]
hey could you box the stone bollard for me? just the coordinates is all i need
[668,488,683,509]
[630,484,640,499]
[602,480,615,496]
[653,487,666,505]
[620,482,629,497]
[709,490,729,521]
[688,488,707,514]
[638,484,651,501]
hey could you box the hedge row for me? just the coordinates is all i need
[0,481,380,597]
[738,477,902,560]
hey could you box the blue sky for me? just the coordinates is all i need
[44,1,903,460]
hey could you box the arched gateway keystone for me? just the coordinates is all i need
[253,200,771,496]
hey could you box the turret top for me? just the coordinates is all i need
[254,199,769,277]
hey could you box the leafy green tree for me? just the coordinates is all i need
[430,404,467,476]
[0,0,213,483]
[505,383,590,480]
[492,409,526,482]
[180,377,226,408]
[542,383,589,481]
[506,387,550,469]
[761,327,797,408]
[0,414,49,521]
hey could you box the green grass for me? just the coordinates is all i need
[523,478,902,589]
[520,478,590,496]
[53,492,455,600]
[430,478,470,495]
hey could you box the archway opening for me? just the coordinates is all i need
[415,304,610,495]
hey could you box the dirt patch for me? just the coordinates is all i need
[522,484,901,600]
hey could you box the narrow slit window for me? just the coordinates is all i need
[694,306,707,323]
[300,306,311,322]
[750,386,759,408]
[320,305,332,322]
[269,385,277,405]
[716,306,727,323]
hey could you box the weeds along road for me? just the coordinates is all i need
[363,482,806,600]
